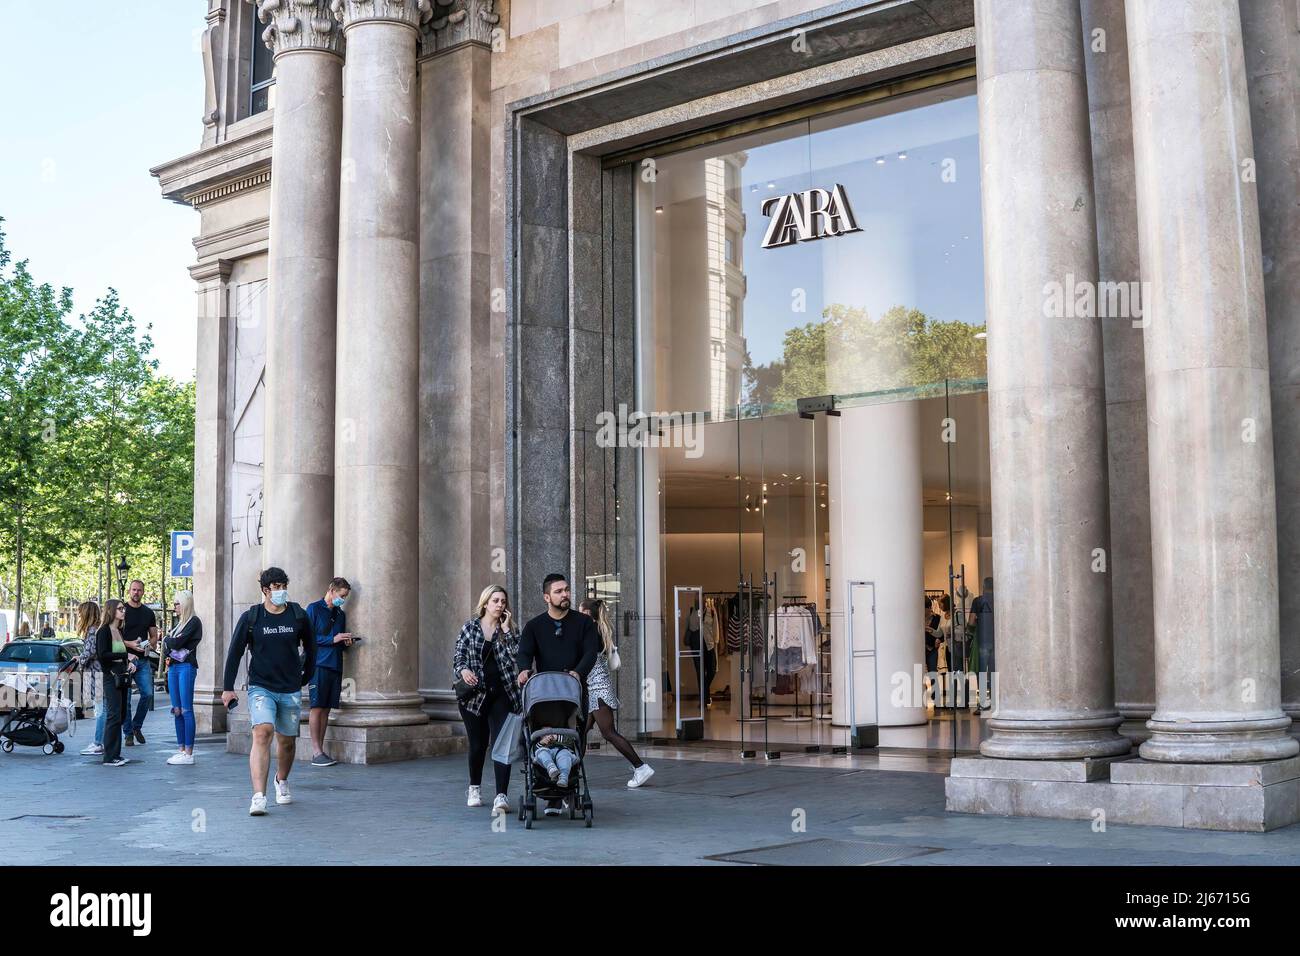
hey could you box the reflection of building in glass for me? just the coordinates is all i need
[707,155,747,418]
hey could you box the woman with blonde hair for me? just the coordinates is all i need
[163,590,202,764]
[452,584,522,814]
[73,601,104,756]
[579,598,653,788]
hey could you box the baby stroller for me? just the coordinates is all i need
[0,663,76,756]
[518,671,593,829]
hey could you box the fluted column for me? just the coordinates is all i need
[1080,0,1155,729]
[1241,0,1300,726]
[330,0,429,728]
[258,0,343,599]
[1127,0,1296,762]
[974,0,1129,760]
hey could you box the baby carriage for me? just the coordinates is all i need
[0,663,76,756]
[518,671,593,829]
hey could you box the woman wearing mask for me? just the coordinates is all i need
[96,600,133,767]
[453,585,522,815]
[579,598,653,789]
[74,601,103,756]
[164,590,202,765]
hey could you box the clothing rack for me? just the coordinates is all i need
[777,595,816,721]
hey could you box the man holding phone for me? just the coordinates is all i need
[121,579,158,747]
[222,567,315,817]
[305,577,355,767]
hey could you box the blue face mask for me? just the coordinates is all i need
[332,596,346,609]
[270,589,289,607]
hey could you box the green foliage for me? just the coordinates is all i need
[743,303,987,408]
[0,221,195,620]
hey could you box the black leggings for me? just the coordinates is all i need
[459,687,513,796]
[586,702,643,769]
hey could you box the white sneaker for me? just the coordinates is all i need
[492,793,511,815]
[166,752,194,765]
[80,744,103,756]
[467,785,483,807]
[249,793,268,816]
[274,777,292,805]
[627,763,655,788]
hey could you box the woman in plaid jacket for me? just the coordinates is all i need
[73,601,104,755]
[453,585,523,815]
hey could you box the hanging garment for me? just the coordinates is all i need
[726,612,741,653]
[702,600,718,652]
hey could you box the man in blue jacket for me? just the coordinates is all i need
[306,577,354,767]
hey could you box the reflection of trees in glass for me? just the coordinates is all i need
[742,304,987,407]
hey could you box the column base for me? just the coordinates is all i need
[1139,715,1299,762]
[193,691,228,735]
[979,713,1132,759]
[946,755,1300,831]
[420,687,462,722]
[226,709,467,764]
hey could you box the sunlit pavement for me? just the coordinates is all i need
[7,709,1300,866]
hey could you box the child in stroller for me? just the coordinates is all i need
[518,671,593,828]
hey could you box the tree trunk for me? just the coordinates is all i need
[14,498,23,638]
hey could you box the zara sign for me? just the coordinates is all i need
[760,183,862,249]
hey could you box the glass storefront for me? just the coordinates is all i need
[622,78,994,755]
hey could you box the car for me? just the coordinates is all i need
[0,639,84,718]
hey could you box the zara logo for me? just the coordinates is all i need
[760,183,862,249]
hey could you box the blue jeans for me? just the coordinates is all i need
[123,659,154,735]
[534,746,575,780]
[167,662,197,748]
[93,672,107,746]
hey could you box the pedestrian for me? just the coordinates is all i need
[221,567,315,817]
[17,621,30,638]
[969,577,995,714]
[306,577,354,767]
[73,601,103,756]
[578,598,653,788]
[120,579,158,747]
[516,574,600,816]
[163,590,202,765]
[96,599,133,767]
[453,584,522,815]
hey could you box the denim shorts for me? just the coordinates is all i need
[247,685,301,736]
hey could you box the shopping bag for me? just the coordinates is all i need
[491,711,526,765]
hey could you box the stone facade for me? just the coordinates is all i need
[154,0,1300,825]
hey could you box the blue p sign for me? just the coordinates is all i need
[170,531,195,577]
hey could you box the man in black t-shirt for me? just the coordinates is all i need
[121,579,158,746]
[222,567,315,817]
[517,573,600,817]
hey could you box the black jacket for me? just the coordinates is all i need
[164,617,202,663]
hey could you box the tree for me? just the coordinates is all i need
[0,222,84,629]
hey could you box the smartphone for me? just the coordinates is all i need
[225,697,239,712]
[349,636,364,644]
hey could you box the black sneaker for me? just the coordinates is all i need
[105,757,130,767]
[134,731,146,745]
[311,752,337,767]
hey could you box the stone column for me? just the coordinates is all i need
[1241,0,1300,726]
[1127,0,1296,762]
[190,260,233,735]
[415,6,497,721]
[329,0,443,758]
[1080,0,1155,733]
[258,0,343,599]
[973,0,1129,760]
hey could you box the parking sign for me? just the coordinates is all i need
[170,531,195,577]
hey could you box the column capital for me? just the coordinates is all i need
[419,0,500,57]
[330,0,432,33]
[258,0,344,58]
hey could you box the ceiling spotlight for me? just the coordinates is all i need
[655,206,664,214]
[897,151,907,160]
[767,182,776,189]
[875,156,885,165]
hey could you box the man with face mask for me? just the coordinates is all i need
[305,577,354,767]
[222,567,315,816]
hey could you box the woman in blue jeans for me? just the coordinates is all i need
[163,591,202,765]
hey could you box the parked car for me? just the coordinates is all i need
[0,639,84,719]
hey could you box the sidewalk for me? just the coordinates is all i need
[7,708,1300,865]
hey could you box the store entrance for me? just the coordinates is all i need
[645,384,993,757]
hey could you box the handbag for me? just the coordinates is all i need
[490,711,526,765]
[453,676,478,701]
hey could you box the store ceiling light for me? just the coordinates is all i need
[655,206,663,214]
[897,151,907,160]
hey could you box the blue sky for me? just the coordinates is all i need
[0,1,205,381]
